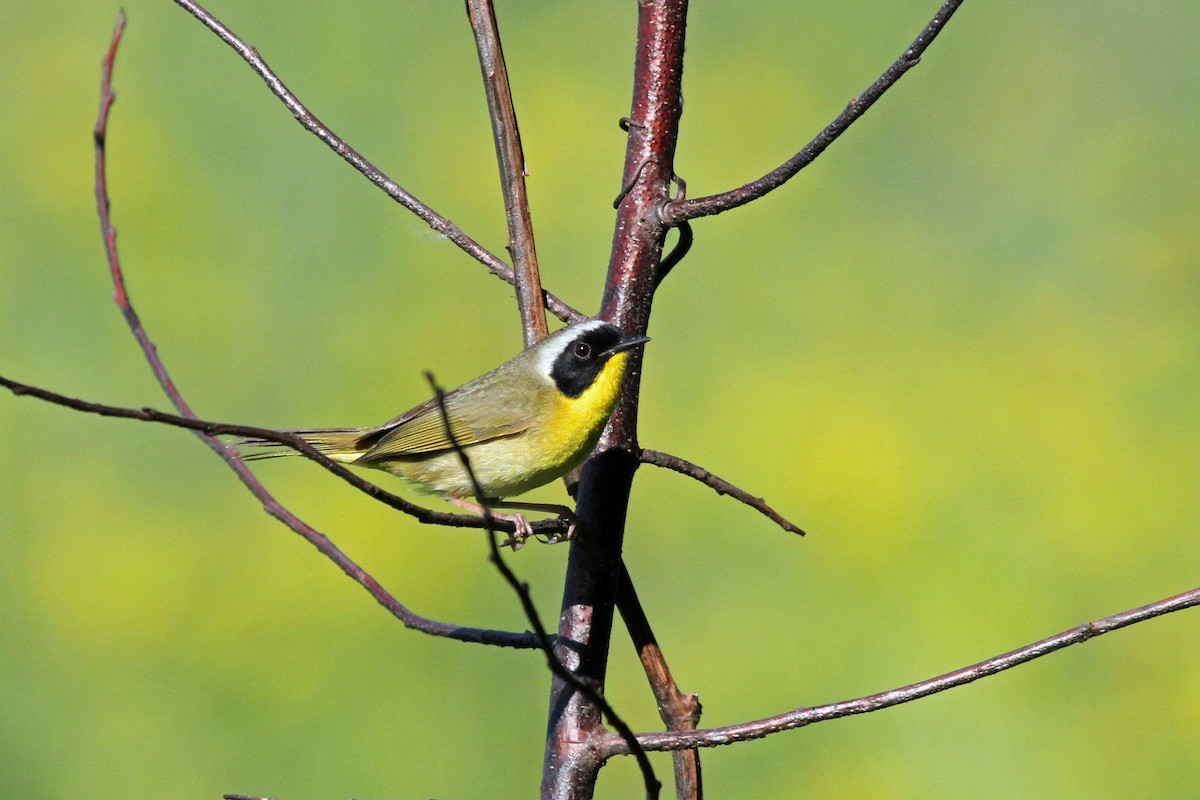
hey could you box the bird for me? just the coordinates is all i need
[237,319,649,546]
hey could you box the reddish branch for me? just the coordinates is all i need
[606,585,1200,754]
[541,1,688,798]
[661,0,966,223]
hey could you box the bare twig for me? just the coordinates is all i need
[606,585,1200,754]
[654,219,693,288]
[0,374,566,538]
[640,449,804,536]
[426,374,660,800]
[169,0,583,325]
[95,12,193,415]
[616,562,702,799]
[83,17,541,649]
[466,0,549,346]
[662,0,966,222]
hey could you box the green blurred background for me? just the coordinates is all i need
[2,1,1197,797]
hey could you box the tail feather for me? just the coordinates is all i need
[235,428,369,463]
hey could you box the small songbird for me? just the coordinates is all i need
[238,319,649,544]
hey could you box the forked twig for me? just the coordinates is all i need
[83,13,539,649]
[170,0,583,325]
[641,449,805,536]
[606,585,1200,753]
[662,0,966,223]
[425,374,661,800]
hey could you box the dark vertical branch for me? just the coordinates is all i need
[426,374,659,797]
[466,0,549,346]
[541,1,689,798]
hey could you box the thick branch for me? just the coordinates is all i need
[662,0,966,223]
[606,585,1200,753]
[170,0,583,324]
[541,1,688,798]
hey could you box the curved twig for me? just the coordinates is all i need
[662,0,966,223]
[170,0,583,325]
[605,585,1200,753]
[654,219,692,288]
[0,380,543,648]
[92,11,569,542]
[640,449,804,535]
[80,17,542,650]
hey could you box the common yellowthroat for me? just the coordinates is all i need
[239,320,649,543]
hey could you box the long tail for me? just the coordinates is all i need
[235,428,369,464]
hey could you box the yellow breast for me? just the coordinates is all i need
[379,350,631,499]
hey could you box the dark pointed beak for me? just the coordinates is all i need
[603,334,651,357]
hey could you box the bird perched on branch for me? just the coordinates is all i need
[238,319,649,546]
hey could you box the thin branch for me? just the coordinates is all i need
[170,0,583,325]
[662,0,966,223]
[81,17,540,649]
[466,0,549,346]
[426,374,660,800]
[640,449,804,536]
[616,561,702,799]
[95,12,196,416]
[0,374,566,538]
[605,585,1200,754]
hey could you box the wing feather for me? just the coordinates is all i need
[356,363,548,462]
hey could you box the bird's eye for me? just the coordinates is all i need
[573,341,592,359]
